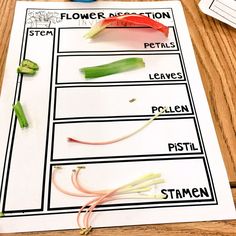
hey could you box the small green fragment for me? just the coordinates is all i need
[129,98,136,103]
[21,59,39,70]
[13,101,29,128]
[17,59,39,75]
[0,212,4,217]
[80,57,145,79]
[17,66,37,75]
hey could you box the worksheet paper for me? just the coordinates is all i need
[0,1,235,233]
[199,0,236,28]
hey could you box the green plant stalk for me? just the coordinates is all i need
[17,59,39,75]
[80,58,145,79]
[17,66,37,75]
[13,101,29,128]
[21,59,39,70]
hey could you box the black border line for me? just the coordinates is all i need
[57,26,178,53]
[3,155,217,214]
[46,156,215,212]
[1,27,56,213]
[51,116,203,162]
[3,201,218,218]
[50,155,207,165]
[52,153,204,163]
[48,200,216,212]
[209,0,216,8]
[54,83,193,120]
[55,52,186,85]
[1,25,32,212]
[0,7,27,212]
[170,8,218,207]
[0,8,30,205]
[40,28,57,212]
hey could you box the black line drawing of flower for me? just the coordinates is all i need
[27,11,62,28]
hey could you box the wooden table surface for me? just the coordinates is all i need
[0,0,235,235]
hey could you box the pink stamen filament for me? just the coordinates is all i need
[52,166,165,233]
[72,167,109,195]
[83,189,122,229]
[82,174,164,228]
[52,167,89,197]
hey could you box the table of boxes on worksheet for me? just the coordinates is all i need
[0,1,235,233]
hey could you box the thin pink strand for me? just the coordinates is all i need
[83,185,126,228]
[67,108,166,145]
[68,136,127,145]
[77,198,98,229]
[83,175,164,228]
[52,168,88,197]
[77,196,117,229]
[72,168,108,195]
[83,195,118,229]
[70,169,99,196]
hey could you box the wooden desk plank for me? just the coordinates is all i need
[0,0,235,183]
[3,221,236,236]
[2,189,235,236]
[0,0,16,88]
[180,0,236,186]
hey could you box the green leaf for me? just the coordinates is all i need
[80,57,145,79]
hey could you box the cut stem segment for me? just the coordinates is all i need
[13,101,29,128]
[80,57,145,79]
[17,59,39,75]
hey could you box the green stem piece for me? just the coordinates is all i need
[17,59,39,75]
[17,66,37,75]
[13,101,29,128]
[80,57,145,79]
[21,59,39,70]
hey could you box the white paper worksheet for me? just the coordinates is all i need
[0,1,235,233]
[199,0,236,28]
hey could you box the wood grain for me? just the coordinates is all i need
[0,0,235,184]
[181,0,236,186]
[1,188,236,236]
[0,0,16,87]
[0,0,235,235]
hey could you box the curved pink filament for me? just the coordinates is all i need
[83,174,164,228]
[77,196,117,229]
[83,195,119,229]
[83,186,125,228]
[68,108,166,146]
[77,198,98,229]
[53,167,164,230]
[68,136,128,145]
[72,168,108,195]
[70,169,100,196]
[52,168,88,197]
